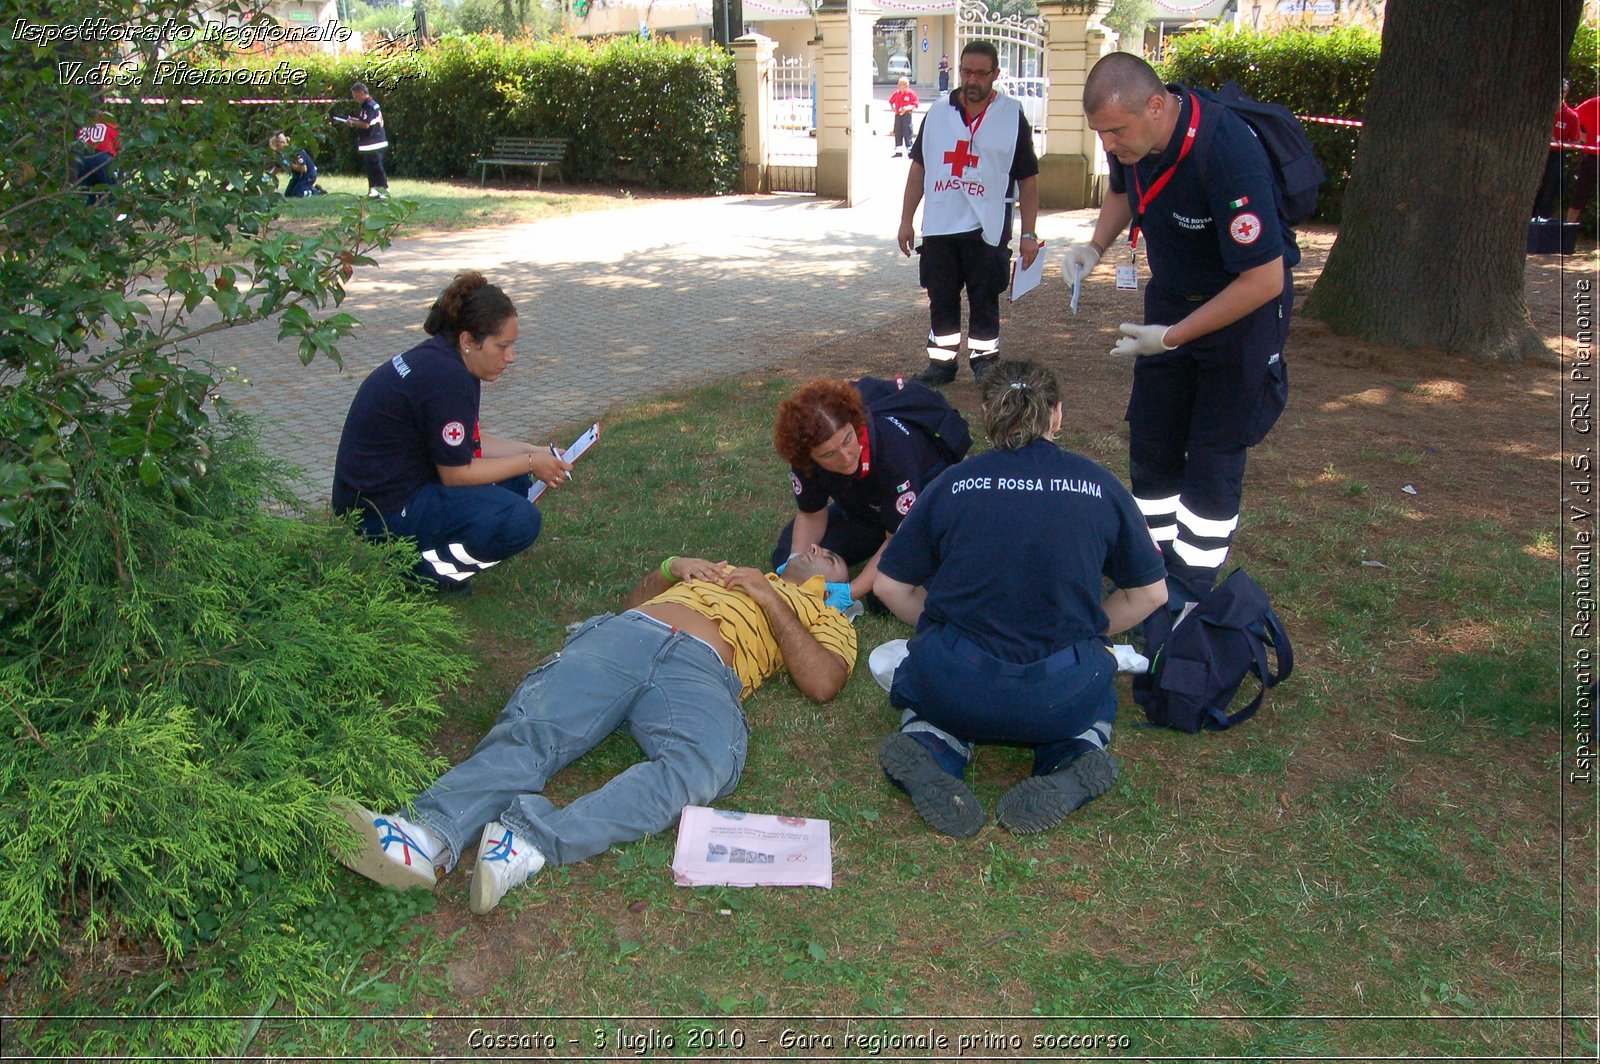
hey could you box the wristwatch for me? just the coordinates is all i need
[1020,232,1039,241]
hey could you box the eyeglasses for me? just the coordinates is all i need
[958,67,997,78]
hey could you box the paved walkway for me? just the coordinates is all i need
[192,156,1096,500]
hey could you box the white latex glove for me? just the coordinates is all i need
[1112,322,1177,357]
[1062,242,1101,282]
[1111,643,1150,674]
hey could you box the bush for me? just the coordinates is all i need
[218,35,742,194]
[1161,26,1381,221]
[3,0,465,1041]
[0,424,470,1014]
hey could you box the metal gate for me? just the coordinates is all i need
[765,53,817,193]
[955,0,1048,152]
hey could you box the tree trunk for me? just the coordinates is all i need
[1302,0,1583,364]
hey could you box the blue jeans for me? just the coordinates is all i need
[409,611,749,869]
[360,476,540,587]
[890,623,1116,776]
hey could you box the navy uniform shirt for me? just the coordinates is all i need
[356,96,386,150]
[1108,86,1298,303]
[879,439,1166,663]
[911,91,1040,245]
[791,396,954,538]
[332,333,479,517]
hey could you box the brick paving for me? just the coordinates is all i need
[188,160,1095,501]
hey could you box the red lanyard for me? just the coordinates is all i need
[1130,94,1201,252]
[964,97,992,138]
[856,422,872,477]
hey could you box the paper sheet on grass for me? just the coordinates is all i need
[527,422,600,503]
[672,806,832,888]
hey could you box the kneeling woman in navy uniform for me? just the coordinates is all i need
[332,272,572,590]
[772,378,962,602]
[872,360,1168,838]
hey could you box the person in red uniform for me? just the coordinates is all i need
[1569,94,1598,226]
[1534,81,1582,219]
[76,111,120,203]
[890,77,919,158]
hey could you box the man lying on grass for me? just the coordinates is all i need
[332,546,856,914]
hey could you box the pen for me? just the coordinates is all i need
[550,443,568,481]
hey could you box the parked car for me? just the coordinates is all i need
[998,76,1047,132]
[887,54,912,78]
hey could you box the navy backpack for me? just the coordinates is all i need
[1188,81,1326,226]
[855,377,972,465]
[1132,568,1294,733]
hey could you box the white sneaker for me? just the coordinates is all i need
[333,801,443,891]
[469,820,546,915]
[869,638,910,692]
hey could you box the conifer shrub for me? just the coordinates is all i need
[0,426,470,1008]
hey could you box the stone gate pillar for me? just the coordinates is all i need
[1038,0,1117,208]
[813,0,875,203]
[731,32,777,194]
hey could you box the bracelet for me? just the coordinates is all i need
[1020,232,1038,241]
[660,556,679,582]
[1089,239,1107,257]
[527,452,535,474]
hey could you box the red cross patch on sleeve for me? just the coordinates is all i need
[1229,212,1262,246]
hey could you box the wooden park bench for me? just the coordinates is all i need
[475,137,567,188]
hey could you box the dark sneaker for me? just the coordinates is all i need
[913,361,957,388]
[970,356,998,385]
[997,748,1119,834]
[878,732,985,838]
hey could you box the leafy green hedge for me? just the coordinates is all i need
[220,36,741,193]
[1163,22,1598,222]
[1160,26,1380,222]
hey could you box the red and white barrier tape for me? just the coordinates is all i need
[105,96,339,104]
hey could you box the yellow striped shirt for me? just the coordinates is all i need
[646,574,857,698]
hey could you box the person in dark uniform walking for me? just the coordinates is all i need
[1066,52,1298,603]
[872,360,1167,838]
[340,82,389,199]
[897,40,1040,387]
[772,377,968,602]
[332,271,572,590]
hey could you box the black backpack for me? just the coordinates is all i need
[855,377,972,465]
[1132,568,1294,733]
[1188,81,1326,226]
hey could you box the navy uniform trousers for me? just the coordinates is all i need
[1128,275,1291,595]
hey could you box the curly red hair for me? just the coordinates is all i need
[773,379,866,472]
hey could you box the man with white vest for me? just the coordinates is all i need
[897,40,1040,388]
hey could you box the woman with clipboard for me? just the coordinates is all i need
[332,272,573,591]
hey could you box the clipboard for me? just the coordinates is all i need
[1008,243,1046,302]
[527,422,600,503]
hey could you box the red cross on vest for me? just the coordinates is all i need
[944,139,979,177]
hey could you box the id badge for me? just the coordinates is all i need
[1115,264,1139,291]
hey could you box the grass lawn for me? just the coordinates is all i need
[277,174,645,235]
[4,217,1585,1059]
[228,352,1569,1058]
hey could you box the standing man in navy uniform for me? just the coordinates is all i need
[344,82,390,199]
[897,40,1040,388]
[1066,53,1297,600]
